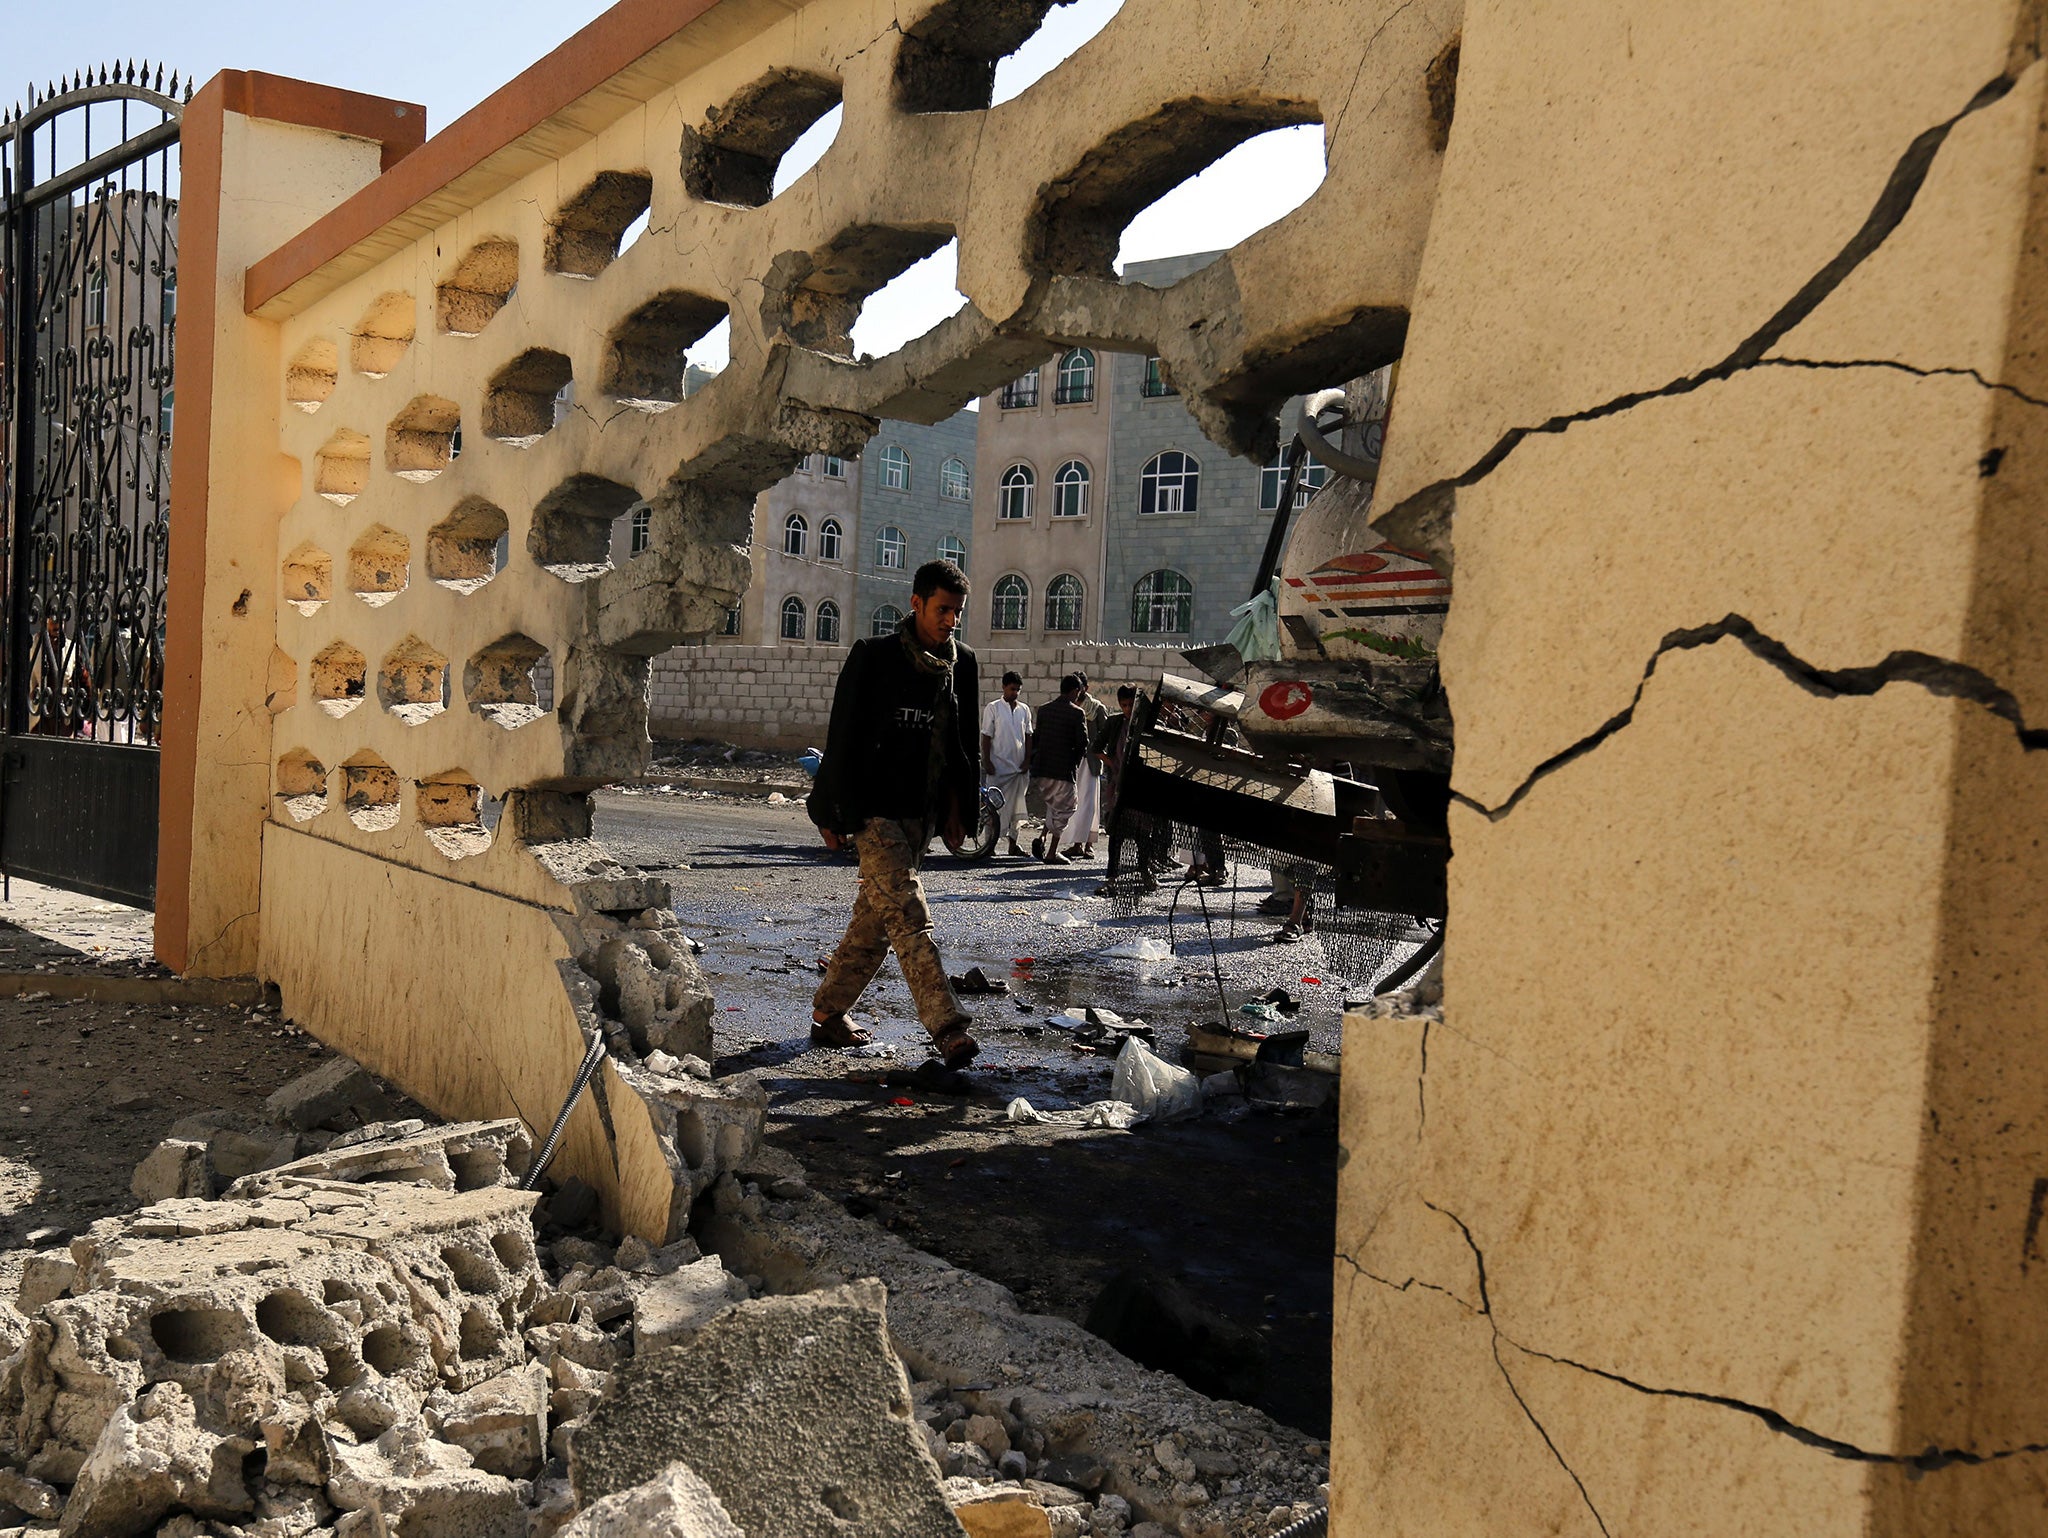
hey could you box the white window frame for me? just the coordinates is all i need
[815,600,841,644]
[872,604,904,636]
[1056,348,1095,405]
[1132,569,1194,635]
[782,512,808,557]
[877,526,906,569]
[630,504,652,554]
[991,574,1030,633]
[880,445,910,491]
[1053,460,1090,519]
[941,457,971,501]
[818,518,843,562]
[999,463,1034,521]
[779,595,806,640]
[1140,451,1200,517]
[1259,449,1330,510]
[1045,574,1084,633]
[937,533,965,565]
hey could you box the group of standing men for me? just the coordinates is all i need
[978,670,1137,866]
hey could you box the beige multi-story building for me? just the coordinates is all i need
[965,346,1113,648]
[725,451,860,646]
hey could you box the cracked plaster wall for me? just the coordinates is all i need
[169,0,1465,1236]
[1335,1,2048,1534]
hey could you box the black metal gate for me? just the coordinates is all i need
[0,67,186,908]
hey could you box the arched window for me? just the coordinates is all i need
[1055,348,1095,405]
[721,604,741,636]
[780,595,806,640]
[999,464,1034,521]
[1045,574,1084,633]
[1053,460,1090,519]
[629,504,652,554]
[159,388,175,443]
[86,266,108,327]
[1141,355,1177,397]
[999,371,1039,410]
[819,518,843,561]
[782,512,807,556]
[877,525,906,569]
[940,457,971,501]
[1259,448,1330,510]
[937,533,965,565]
[1139,451,1200,516]
[879,445,910,490]
[1132,569,1194,634]
[991,574,1030,633]
[815,600,842,644]
[871,604,904,636]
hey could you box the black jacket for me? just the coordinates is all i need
[808,631,980,835]
[1031,696,1089,781]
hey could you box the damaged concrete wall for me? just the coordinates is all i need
[162,0,1464,1236]
[1335,2,2048,1534]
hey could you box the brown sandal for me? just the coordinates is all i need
[930,1022,980,1070]
[810,1013,874,1048]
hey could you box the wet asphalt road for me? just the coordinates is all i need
[591,787,1380,1436]
[593,787,1388,1075]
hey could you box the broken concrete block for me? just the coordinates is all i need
[207,1128,301,1184]
[0,1467,60,1519]
[964,1413,1011,1460]
[564,1267,635,1328]
[225,1119,532,1199]
[584,921,715,1062]
[17,1250,75,1311]
[435,1360,548,1479]
[130,1139,209,1204]
[61,1380,252,1538]
[953,1499,1051,1538]
[326,1422,525,1538]
[559,1461,743,1538]
[632,1257,748,1356]
[605,1062,765,1244]
[263,1056,394,1131]
[572,1281,958,1537]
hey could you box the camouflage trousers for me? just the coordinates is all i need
[814,817,967,1037]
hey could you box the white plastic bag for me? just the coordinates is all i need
[1110,1036,1202,1122]
[1223,578,1284,664]
[1103,936,1172,961]
[1005,1097,1144,1130]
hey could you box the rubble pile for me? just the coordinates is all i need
[0,1043,1326,1538]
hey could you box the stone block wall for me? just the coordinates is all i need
[647,641,1185,749]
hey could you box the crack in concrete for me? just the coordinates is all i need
[1374,67,2021,550]
[1331,0,1421,145]
[1423,1199,1613,1536]
[1456,614,2048,822]
[1758,353,2048,412]
[1416,1017,1430,1140]
[1500,1334,2048,1474]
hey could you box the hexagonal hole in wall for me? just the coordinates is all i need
[341,750,400,832]
[276,749,328,823]
[378,636,449,726]
[417,770,491,860]
[287,337,338,413]
[349,292,416,377]
[482,349,573,446]
[315,429,371,505]
[892,0,1122,113]
[310,641,367,717]
[544,169,653,279]
[385,394,460,482]
[464,634,548,730]
[438,238,519,336]
[766,223,955,358]
[530,474,637,582]
[348,524,410,607]
[282,543,332,615]
[427,497,509,594]
[602,290,728,412]
[1030,104,1323,280]
[682,69,841,208]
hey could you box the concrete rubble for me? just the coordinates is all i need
[0,1049,1325,1537]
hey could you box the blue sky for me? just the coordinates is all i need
[15,0,1324,359]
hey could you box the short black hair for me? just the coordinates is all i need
[912,559,970,599]
[1059,672,1084,695]
[1001,670,1022,687]
[1117,685,1137,702]
[1074,670,1088,686]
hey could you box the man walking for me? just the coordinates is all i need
[806,559,981,1069]
[1066,671,1111,859]
[1094,685,1159,895]
[980,670,1032,858]
[1030,674,1090,865]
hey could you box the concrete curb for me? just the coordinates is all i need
[625,775,810,801]
[0,972,267,1007]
